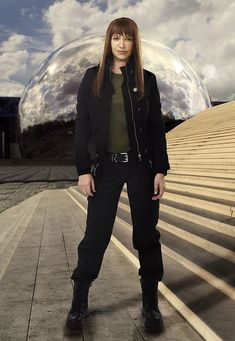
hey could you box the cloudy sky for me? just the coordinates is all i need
[0,0,234,101]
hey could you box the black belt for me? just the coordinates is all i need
[103,151,136,163]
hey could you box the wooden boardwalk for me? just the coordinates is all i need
[0,189,202,341]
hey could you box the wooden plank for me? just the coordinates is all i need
[27,189,82,340]
[0,191,48,341]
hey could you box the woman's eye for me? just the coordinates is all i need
[113,36,132,41]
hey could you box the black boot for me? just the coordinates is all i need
[140,277,163,332]
[66,279,93,330]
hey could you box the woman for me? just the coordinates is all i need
[66,17,170,333]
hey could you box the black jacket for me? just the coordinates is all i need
[74,55,170,176]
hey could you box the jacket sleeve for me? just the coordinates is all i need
[74,68,92,176]
[148,73,170,176]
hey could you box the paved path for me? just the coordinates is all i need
[0,160,77,183]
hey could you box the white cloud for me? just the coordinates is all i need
[0,79,24,97]
[0,49,28,79]
[20,8,28,16]
[0,33,50,95]
[42,0,105,47]
[20,6,38,19]
[0,35,29,80]
[0,34,27,52]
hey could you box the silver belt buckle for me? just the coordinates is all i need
[111,152,129,162]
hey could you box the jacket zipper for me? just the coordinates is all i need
[125,65,142,161]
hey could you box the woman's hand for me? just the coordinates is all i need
[78,174,96,197]
[152,173,166,200]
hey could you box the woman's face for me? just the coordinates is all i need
[111,33,133,63]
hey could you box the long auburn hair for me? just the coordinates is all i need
[92,17,145,100]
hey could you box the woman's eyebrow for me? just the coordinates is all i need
[113,33,132,37]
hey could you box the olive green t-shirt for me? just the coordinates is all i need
[105,71,131,152]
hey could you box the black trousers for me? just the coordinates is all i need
[71,155,164,282]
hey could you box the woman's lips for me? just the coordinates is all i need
[118,51,127,54]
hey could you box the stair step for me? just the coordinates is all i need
[165,182,235,201]
[167,130,235,140]
[0,192,42,281]
[168,169,235,179]
[165,175,235,190]
[167,137,235,146]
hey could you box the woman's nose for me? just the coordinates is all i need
[119,38,125,47]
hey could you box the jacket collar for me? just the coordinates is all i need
[105,54,135,81]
